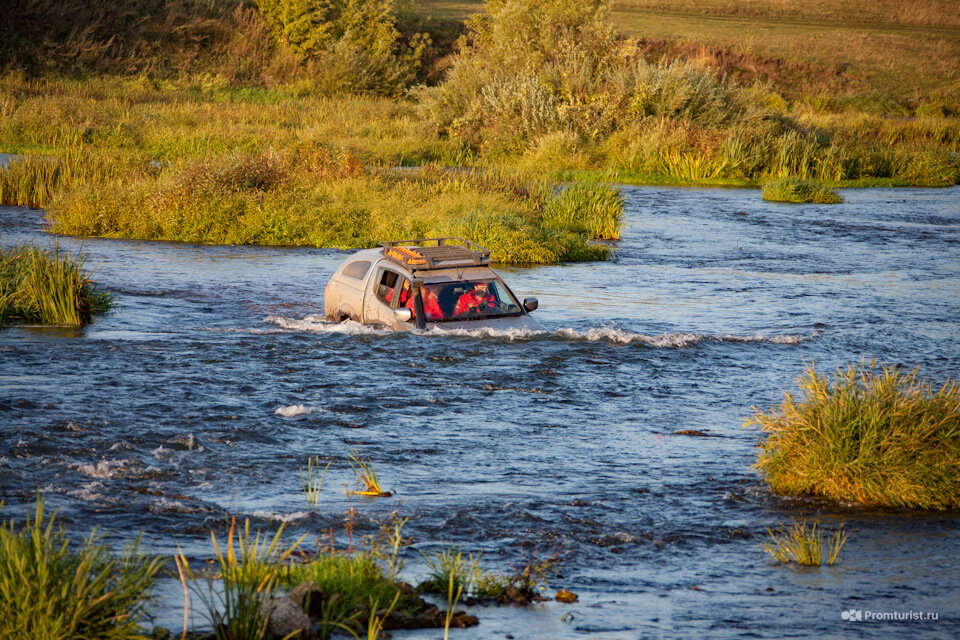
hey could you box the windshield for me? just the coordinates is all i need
[420,280,522,321]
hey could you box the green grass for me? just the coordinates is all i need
[762,521,848,566]
[282,552,406,638]
[762,178,843,203]
[0,242,112,326]
[177,517,306,640]
[0,499,163,640]
[747,362,960,510]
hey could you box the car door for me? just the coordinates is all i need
[363,265,410,326]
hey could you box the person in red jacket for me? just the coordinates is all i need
[421,285,444,320]
[385,280,414,310]
[454,282,496,316]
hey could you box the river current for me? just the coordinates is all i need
[2,186,959,638]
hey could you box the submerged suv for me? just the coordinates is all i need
[324,238,541,331]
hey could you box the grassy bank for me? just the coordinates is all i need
[0,501,162,640]
[0,242,111,325]
[747,362,960,510]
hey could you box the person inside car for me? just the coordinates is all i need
[385,279,414,310]
[453,281,496,316]
[422,285,444,320]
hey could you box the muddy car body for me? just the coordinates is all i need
[324,238,541,331]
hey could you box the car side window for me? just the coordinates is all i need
[341,260,371,280]
[375,269,400,303]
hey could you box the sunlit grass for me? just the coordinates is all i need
[348,450,390,497]
[0,242,111,326]
[300,456,331,506]
[747,361,960,509]
[762,521,848,566]
[176,517,305,640]
[762,178,843,203]
[0,499,162,640]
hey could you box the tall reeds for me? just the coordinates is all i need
[0,499,162,640]
[762,178,843,204]
[747,362,960,510]
[762,521,848,566]
[0,242,111,326]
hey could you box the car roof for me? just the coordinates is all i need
[337,249,499,282]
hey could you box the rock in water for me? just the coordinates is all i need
[261,595,315,640]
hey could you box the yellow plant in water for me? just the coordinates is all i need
[348,450,391,497]
[762,521,847,567]
[300,455,331,506]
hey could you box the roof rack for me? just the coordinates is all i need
[379,237,491,270]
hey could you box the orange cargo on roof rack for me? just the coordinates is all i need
[379,237,491,270]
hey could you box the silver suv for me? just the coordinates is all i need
[324,238,541,331]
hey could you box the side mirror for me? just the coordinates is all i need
[523,297,538,312]
[394,307,413,323]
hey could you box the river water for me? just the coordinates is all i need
[2,186,959,638]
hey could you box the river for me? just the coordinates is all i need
[2,185,959,638]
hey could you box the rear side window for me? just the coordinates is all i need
[341,261,371,280]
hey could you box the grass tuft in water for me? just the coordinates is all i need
[761,178,843,203]
[0,242,112,326]
[348,450,389,497]
[747,361,960,509]
[176,516,305,640]
[0,498,162,640]
[300,456,331,506]
[762,521,848,566]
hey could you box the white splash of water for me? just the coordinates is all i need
[275,404,323,417]
[252,510,311,523]
[263,315,818,347]
[76,459,134,479]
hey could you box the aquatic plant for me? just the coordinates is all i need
[418,543,471,596]
[443,569,464,640]
[0,242,111,326]
[761,178,843,204]
[540,183,625,240]
[762,521,847,566]
[300,456,332,506]
[176,517,305,640]
[0,499,162,640]
[747,361,960,509]
[283,551,404,638]
[348,450,389,497]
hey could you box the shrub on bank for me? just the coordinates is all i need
[761,178,843,203]
[747,362,960,510]
[0,242,112,325]
[0,500,162,640]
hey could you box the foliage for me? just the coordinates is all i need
[762,521,847,566]
[177,517,305,640]
[747,362,960,510]
[762,178,843,204]
[417,544,471,596]
[0,499,162,640]
[283,551,404,638]
[0,242,111,326]
[254,0,427,95]
[540,183,624,240]
[301,456,332,506]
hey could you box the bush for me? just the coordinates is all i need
[747,362,960,510]
[254,0,427,95]
[762,178,843,203]
[0,242,112,325]
[0,499,162,640]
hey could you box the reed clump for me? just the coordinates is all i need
[0,242,111,326]
[762,178,843,204]
[762,520,848,567]
[747,362,960,510]
[0,499,163,640]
